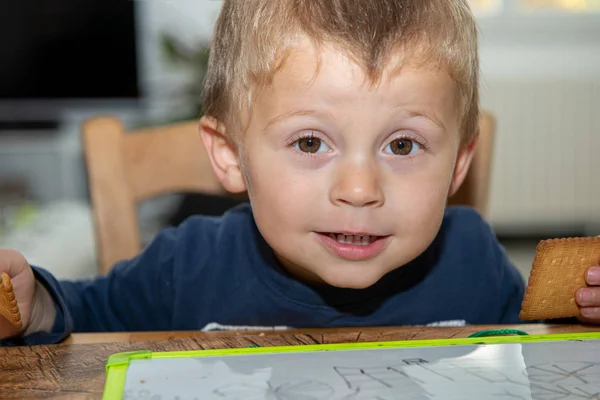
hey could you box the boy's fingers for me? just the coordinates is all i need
[585,266,600,285]
[577,287,600,306]
[580,307,600,321]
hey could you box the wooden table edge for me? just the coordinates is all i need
[62,323,600,345]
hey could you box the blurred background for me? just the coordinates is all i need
[0,0,598,281]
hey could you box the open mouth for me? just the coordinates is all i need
[315,232,390,261]
[324,233,381,246]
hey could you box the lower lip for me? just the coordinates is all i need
[315,233,390,261]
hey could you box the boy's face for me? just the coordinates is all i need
[202,40,476,289]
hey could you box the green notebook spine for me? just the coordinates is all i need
[106,350,153,370]
[103,351,152,400]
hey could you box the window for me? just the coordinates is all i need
[467,0,600,44]
[519,0,600,12]
[468,0,504,15]
[468,0,600,14]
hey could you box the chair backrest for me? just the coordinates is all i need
[447,110,496,216]
[83,111,496,275]
[83,117,227,274]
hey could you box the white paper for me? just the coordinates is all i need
[120,339,600,400]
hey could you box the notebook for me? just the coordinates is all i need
[103,332,600,400]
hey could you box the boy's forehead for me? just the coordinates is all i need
[263,40,459,113]
[268,38,455,96]
[231,37,462,138]
[241,64,459,143]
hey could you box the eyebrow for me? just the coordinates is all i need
[263,107,447,133]
[263,109,323,133]
[405,109,447,132]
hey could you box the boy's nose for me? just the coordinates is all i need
[330,163,384,208]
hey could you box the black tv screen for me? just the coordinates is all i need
[0,1,139,100]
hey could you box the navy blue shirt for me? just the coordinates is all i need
[2,204,526,346]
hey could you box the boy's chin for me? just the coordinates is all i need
[316,268,388,290]
[275,252,393,289]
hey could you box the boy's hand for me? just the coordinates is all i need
[0,250,37,339]
[577,264,600,324]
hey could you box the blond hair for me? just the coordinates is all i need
[203,0,480,145]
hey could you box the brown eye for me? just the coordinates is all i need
[297,137,322,153]
[388,139,414,155]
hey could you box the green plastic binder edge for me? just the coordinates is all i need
[102,331,600,400]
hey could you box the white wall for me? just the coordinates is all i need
[476,16,600,234]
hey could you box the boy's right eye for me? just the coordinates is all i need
[294,136,329,153]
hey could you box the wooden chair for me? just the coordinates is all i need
[83,111,495,275]
[82,118,228,275]
[447,110,496,217]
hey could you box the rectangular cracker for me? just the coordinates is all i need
[0,272,23,329]
[520,237,600,320]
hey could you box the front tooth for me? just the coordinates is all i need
[332,234,373,245]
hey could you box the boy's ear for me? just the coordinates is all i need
[199,116,247,193]
[448,133,479,197]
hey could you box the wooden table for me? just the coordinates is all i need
[1,324,599,399]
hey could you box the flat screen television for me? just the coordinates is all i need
[0,0,140,129]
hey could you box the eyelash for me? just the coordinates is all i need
[287,131,329,156]
[385,132,428,152]
[287,131,316,146]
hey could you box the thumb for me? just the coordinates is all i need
[0,249,29,277]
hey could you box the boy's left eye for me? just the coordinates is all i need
[294,136,329,153]
[384,138,421,156]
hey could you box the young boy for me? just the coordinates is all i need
[2,0,600,346]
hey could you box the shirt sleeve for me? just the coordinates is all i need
[1,226,179,346]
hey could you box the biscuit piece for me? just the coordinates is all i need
[0,272,23,329]
[520,237,600,320]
